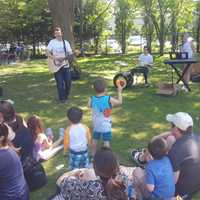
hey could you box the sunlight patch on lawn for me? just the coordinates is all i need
[84,72,116,80]
[112,127,126,136]
[151,122,166,130]
[131,131,149,140]
[193,102,200,108]
[27,83,41,88]
[45,164,66,176]
[38,100,52,104]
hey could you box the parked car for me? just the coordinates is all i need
[128,35,146,46]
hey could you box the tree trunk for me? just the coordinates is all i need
[196,5,200,52]
[158,20,165,56]
[159,36,164,55]
[158,0,165,56]
[48,0,75,50]
[144,16,153,53]
[171,11,177,53]
[196,20,200,52]
[105,37,108,55]
[32,26,36,57]
[79,0,84,56]
[94,36,98,55]
[121,20,126,54]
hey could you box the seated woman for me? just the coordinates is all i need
[50,147,136,200]
[0,123,29,200]
[27,115,63,161]
[0,100,34,162]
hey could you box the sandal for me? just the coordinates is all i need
[131,149,147,169]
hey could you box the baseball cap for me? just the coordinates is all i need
[166,112,193,131]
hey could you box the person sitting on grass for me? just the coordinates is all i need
[64,107,91,170]
[166,112,200,198]
[50,147,134,200]
[88,77,124,156]
[132,137,175,200]
[0,123,29,200]
[27,115,64,161]
[132,46,153,87]
[132,112,200,199]
[0,100,34,162]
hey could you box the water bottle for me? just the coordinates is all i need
[59,128,65,139]
[46,128,54,141]
[127,180,135,200]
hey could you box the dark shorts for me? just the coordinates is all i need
[93,131,112,141]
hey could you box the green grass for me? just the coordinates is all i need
[0,54,200,200]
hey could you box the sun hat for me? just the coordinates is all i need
[166,112,193,131]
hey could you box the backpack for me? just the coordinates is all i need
[22,156,47,191]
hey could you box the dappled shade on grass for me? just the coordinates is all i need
[0,54,200,199]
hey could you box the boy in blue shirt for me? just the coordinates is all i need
[132,138,175,200]
[88,77,124,155]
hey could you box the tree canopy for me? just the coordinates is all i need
[0,0,199,55]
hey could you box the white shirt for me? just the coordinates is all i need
[181,41,194,59]
[47,39,72,67]
[138,53,153,66]
[68,124,89,152]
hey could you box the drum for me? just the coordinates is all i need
[113,72,133,88]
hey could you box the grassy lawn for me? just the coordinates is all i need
[0,54,200,199]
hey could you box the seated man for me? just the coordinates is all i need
[132,112,200,199]
[133,46,153,86]
[132,137,175,200]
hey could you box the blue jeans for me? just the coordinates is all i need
[54,67,71,101]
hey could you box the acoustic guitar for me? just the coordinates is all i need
[47,56,69,73]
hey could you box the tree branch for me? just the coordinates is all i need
[91,0,113,26]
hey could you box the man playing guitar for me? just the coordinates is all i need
[46,27,73,103]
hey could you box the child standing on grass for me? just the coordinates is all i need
[88,77,124,155]
[64,107,91,170]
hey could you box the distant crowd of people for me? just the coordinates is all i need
[0,43,25,65]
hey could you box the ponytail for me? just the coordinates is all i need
[105,175,128,200]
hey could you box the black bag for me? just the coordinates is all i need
[62,39,81,81]
[70,64,81,81]
[23,157,47,191]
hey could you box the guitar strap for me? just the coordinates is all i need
[62,39,67,58]
[62,39,69,68]
[63,39,73,67]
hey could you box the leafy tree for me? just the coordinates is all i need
[167,0,195,52]
[74,0,112,54]
[0,0,52,56]
[115,0,135,54]
[193,1,200,52]
[137,0,195,55]
[48,0,75,50]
